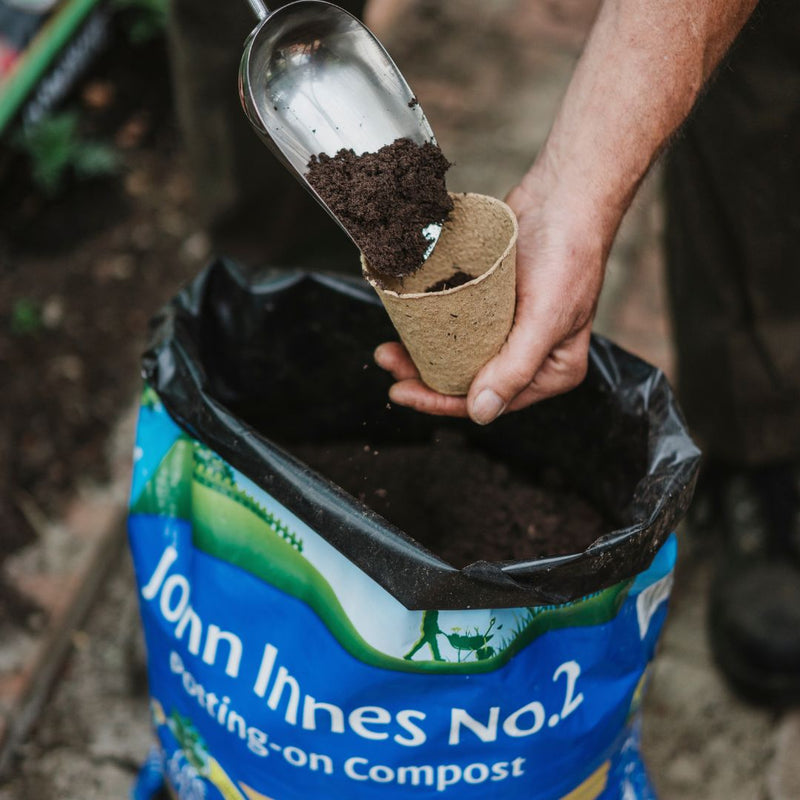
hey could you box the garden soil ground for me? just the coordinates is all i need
[0,28,202,577]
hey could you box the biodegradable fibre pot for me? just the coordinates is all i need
[129,261,701,800]
[362,192,518,395]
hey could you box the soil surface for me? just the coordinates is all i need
[425,268,474,292]
[306,137,452,278]
[292,429,607,566]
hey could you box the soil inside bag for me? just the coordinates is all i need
[143,260,700,608]
[291,430,608,567]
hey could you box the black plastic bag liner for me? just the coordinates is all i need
[142,258,700,609]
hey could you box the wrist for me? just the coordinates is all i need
[516,148,625,258]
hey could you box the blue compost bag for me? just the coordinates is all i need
[129,260,700,800]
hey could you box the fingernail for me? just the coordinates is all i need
[471,389,505,425]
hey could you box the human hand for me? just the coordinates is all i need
[374,0,758,425]
[374,167,613,424]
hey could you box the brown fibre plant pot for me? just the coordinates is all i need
[362,192,518,395]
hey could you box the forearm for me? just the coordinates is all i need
[521,0,758,242]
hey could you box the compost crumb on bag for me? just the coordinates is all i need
[129,260,699,800]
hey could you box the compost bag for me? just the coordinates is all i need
[130,258,700,800]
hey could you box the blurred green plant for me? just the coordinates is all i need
[113,0,168,44]
[10,298,43,336]
[14,111,120,196]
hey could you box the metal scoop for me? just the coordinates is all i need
[239,0,443,258]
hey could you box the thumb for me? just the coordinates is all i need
[466,314,552,425]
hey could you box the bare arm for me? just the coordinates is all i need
[376,0,758,423]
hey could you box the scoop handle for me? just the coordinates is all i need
[246,0,269,20]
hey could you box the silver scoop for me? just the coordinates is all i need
[239,0,443,259]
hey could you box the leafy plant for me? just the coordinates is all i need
[14,112,120,196]
[10,298,43,336]
[113,0,168,44]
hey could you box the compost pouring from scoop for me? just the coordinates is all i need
[238,0,453,275]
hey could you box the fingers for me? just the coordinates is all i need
[468,321,592,424]
[374,342,418,381]
[389,380,470,417]
[375,175,604,425]
[465,304,554,424]
[506,325,592,411]
[375,322,592,424]
[374,342,469,416]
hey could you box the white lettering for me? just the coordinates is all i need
[302,695,345,733]
[369,765,394,783]
[253,644,278,697]
[160,574,190,622]
[175,606,203,655]
[397,765,434,786]
[464,763,490,784]
[202,624,242,678]
[246,727,268,757]
[491,762,509,781]
[349,706,392,741]
[344,756,369,781]
[283,746,307,767]
[438,764,462,792]
[308,752,334,774]
[267,667,300,725]
[394,709,427,747]
[554,660,584,719]
[449,707,499,745]
[141,546,178,600]
[503,701,545,737]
